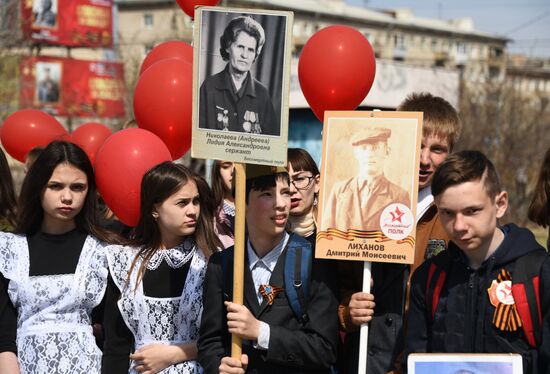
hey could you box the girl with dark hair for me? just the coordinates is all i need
[210,160,234,248]
[287,148,320,245]
[0,148,17,232]
[528,146,550,249]
[102,161,222,373]
[0,140,116,373]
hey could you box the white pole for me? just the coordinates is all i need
[357,261,372,374]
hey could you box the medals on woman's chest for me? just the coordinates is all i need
[243,110,261,133]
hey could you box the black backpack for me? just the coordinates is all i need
[220,234,312,325]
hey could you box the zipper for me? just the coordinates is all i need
[464,269,478,351]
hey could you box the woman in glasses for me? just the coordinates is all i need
[287,148,320,246]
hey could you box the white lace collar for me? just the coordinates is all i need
[145,237,196,270]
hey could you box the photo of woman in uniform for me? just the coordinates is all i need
[197,10,287,136]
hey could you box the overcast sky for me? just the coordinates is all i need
[346,0,550,58]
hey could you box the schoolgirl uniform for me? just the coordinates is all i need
[102,236,206,373]
[0,230,108,373]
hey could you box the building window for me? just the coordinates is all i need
[488,66,501,79]
[144,14,153,28]
[393,34,404,48]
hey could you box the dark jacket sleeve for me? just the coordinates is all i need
[261,93,278,136]
[540,256,550,374]
[101,274,134,374]
[0,273,17,354]
[265,258,339,369]
[401,261,431,372]
[198,252,229,374]
[199,80,215,130]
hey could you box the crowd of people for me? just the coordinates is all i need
[0,92,549,374]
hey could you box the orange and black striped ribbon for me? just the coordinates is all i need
[492,269,522,332]
[259,284,284,305]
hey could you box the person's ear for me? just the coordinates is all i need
[494,191,508,219]
[313,174,320,194]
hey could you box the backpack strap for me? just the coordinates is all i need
[425,251,452,321]
[284,235,312,325]
[511,250,548,348]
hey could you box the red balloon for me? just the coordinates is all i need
[298,25,376,122]
[70,122,112,165]
[175,0,220,18]
[140,41,193,76]
[134,58,193,160]
[95,128,172,227]
[0,109,67,162]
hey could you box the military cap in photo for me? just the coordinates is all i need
[350,127,391,146]
[246,164,288,180]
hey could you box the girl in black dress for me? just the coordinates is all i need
[0,141,117,373]
[102,161,222,373]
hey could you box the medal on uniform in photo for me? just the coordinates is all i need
[487,269,522,332]
[242,110,261,133]
[259,284,283,305]
[216,106,229,130]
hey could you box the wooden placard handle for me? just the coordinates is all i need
[231,162,246,358]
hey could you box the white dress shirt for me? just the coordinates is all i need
[417,185,434,223]
[246,232,290,350]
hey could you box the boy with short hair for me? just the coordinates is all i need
[338,92,461,373]
[404,150,550,373]
[198,165,338,374]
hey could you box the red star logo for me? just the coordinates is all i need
[390,206,405,223]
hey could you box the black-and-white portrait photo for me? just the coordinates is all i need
[33,0,57,28]
[36,61,61,103]
[197,9,287,136]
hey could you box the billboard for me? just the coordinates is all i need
[21,0,113,48]
[20,56,125,118]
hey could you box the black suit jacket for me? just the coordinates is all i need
[198,234,339,373]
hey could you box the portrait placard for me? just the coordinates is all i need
[191,7,293,167]
[316,111,423,264]
[408,353,523,374]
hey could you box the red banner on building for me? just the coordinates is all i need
[21,0,113,48]
[20,56,126,118]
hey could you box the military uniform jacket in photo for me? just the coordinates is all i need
[322,175,410,232]
[198,233,339,374]
[0,232,108,373]
[199,66,278,135]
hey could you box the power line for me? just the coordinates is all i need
[505,10,550,35]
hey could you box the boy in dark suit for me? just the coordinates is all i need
[198,165,338,374]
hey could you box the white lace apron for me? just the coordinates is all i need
[106,238,206,374]
[0,232,108,373]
